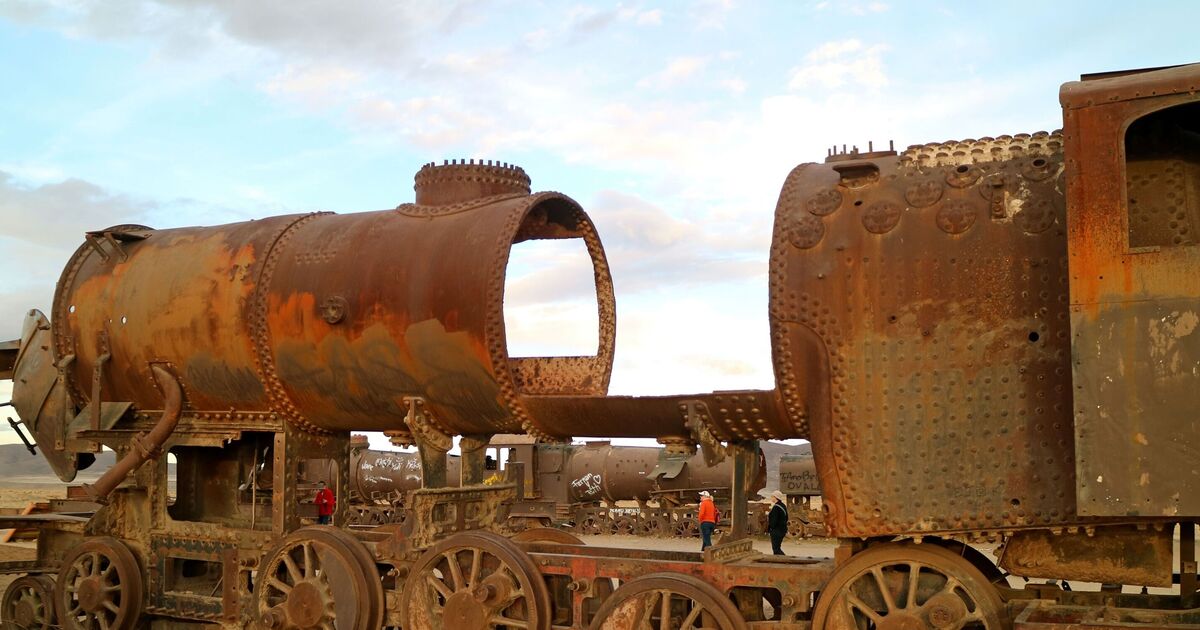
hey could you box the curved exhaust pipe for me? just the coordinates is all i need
[83,365,182,503]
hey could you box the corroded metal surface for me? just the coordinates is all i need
[778,451,821,497]
[812,543,1006,630]
[1060,65,1200,517]
[401,530,551,630]
[2,63,1200,630]
[44,162,616,443]
[53,536,143,630]
[772,130,1080,537]
[999,525,1174,587]
[2,575,55,630]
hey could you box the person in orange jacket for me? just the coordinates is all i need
[314,481,335,525]
[698,491,718,550]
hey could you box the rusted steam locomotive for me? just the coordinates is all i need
[328,436,810,537]
[0,63,1198,630]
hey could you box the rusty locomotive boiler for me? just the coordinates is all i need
[0,63,1197,630]
[334,436,774,535]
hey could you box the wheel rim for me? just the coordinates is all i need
[813,544,1007,630]
[639,519,664,536]
[511,528,584,546]
[402,531,550,630]
[577,516,601,535]
[257,527,382,630]
[589,573,746,630]
[3,575,55,630]
[54,537,142,630]
[675,518,699,538]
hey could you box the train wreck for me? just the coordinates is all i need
[329,436,820,536]
[0,63,1197,630]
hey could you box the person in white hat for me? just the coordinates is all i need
[767,490,789,555]
[697,491,718,550]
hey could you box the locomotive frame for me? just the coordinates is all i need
[0,63,1197,630]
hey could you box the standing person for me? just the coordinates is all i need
[698,491,718,551]
[314,481,335,525]
[768,490,789,555]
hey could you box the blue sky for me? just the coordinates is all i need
[0,1,1196,446]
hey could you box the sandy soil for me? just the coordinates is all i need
[585,533,840,558]
[0,483,78,510]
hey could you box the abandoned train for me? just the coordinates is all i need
[326,436,816,536]
[0,63,1198,630]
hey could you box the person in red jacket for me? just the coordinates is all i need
[698,491,718,550]
[314,481,335,525]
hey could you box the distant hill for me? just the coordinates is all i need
[0,443,114,481]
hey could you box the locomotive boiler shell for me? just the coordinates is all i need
[770,134,1079,538]
[50,166,616,440]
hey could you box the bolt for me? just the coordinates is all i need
[473,584,496,603]
[263,610,285,628]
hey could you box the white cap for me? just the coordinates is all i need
[771,490,786,501]
[699,491,712,498]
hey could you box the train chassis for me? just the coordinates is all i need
[2,421,1199,630]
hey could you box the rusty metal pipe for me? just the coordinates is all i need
[83,365,181,503]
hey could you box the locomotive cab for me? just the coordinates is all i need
[1062,63,1200,516]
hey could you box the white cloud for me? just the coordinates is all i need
[788,38,889,89]
[689,0,737,30]
[719,77,748,94]
[262,63,364,109]
[635,9,663,25]
[638,56,709,88]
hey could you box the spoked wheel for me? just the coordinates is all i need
[3,575,55,630]
[812,543,1007,630]
[674,518,700,538]
[638,518,666,537]
[575,516,603,536]
[589,573,746,630]
[787,517,807,539]
[256,527,384,630]
[53,537,143,630]
[401,530,550,630]
[614,516,637,535]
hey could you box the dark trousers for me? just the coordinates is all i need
[700,521,716,550]
[317,514,332,525]
[770,530,785,555]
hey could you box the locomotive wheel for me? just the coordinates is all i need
[3,575,55,630]
[674,517,700,538]
[401,530,551,630]
[614,516,637,535]
[812,543,1007,630]
[575,516,603,536]
[511,528,585,546]
[638,517,666,537]
[787,517,806,539]
[257,527,384,630]
[54,537,143,630]
[589,573,747,630]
